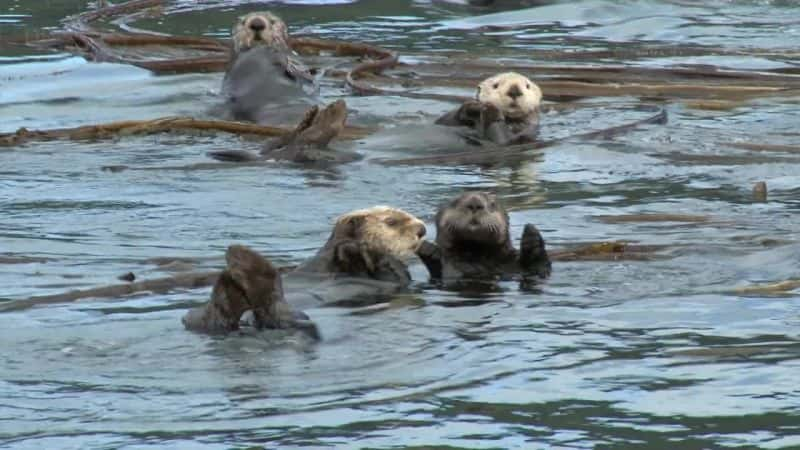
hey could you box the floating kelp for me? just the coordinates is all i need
[1,240,669,310]
[0,116,373,147]
[550,241,671,262]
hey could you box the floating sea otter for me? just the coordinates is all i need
[212,11,354,164]
[221,11,316,125]
[417,191,551,284]
[182,206,427,337]
[436,72,542,146]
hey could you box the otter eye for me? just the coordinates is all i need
[526,83,531,89]
[384,217,398,226]
[492,83,499,89]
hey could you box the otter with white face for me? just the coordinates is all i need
[182,206,427,337]
[416,191,551,285]
[436,72,542,146]
[231,11,291,54]
[295,206,427,278]
[220,11,315,125]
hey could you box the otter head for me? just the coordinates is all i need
[477,72,542,122]
[231,11,291,54]
[331,206,427,260]
[436,192,510,250]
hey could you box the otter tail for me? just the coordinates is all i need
[207,150,261,162]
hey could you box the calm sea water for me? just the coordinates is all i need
[1,1,800,449]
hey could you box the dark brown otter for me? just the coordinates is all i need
[182,245,317,338]
[183,207,427,336]
[436,72,541,146]
[416,192,551,283]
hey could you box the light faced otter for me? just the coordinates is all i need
[220,12,316,126]
[436,72,542,146]
[183,206,426,337]
[416,192,551,284]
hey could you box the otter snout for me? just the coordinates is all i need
[248,17,267,32]
[506,84,522,99]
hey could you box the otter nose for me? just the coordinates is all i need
[416,224,426,238]
[248,17,267,32]
[507,84,522,99]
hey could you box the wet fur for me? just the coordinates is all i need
[220,12,314,126]
[417,192,551,282]
[183,207,426,336]
[436,72,542,146]
[182,245,307,335]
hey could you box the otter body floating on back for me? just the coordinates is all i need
[436,72,542,146]
[417,191,551,285]
[182,206,427,337]
[212,11,357,164]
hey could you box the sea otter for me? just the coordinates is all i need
[182,206,427,337]
[436,72,542,146]
[220,11,316,125]
[416,191,551,284]
[208,99,358,164]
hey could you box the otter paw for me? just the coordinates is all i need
[480,102,504,125]
[455,100,483,125]
[334,240,377,274]
[416,240,443,279]
[520,224,551,278]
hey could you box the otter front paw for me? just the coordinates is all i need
[479,102,504,125]
[333,240,377,274]
[416,240,443,279]
[520,224,551,278]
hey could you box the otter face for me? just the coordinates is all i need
[231,12,290,54]
[436,192,510,248]
[476,72,542,121]
[332,206,427,260]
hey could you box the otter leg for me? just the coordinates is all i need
[519,224,552,279]
[416,240,443,280]
[225,245,315,337]
[182,271,249,334]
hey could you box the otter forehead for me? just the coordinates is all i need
[451,191,494,207]
[336,205,420,223]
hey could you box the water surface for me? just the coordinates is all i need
[1,1,800,449]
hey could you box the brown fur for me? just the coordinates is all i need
[183,207,426,335]
[182,245,292,334]
[417,192,551,282]
[296,206,426,277]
